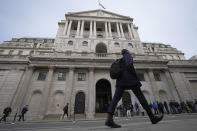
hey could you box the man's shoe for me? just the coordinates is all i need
[151,114,163,124]
[105,120,121,128]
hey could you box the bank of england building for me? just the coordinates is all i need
[0,10,197,120]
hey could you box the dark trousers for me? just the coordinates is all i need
[108,86,154,118]
[0,114,8,122]
[154,108,159,114]
[18,114,25,121]
[63,111,68,118]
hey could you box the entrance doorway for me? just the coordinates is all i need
[96,79,112,113]
[122,92,132,109]
[74,92,85,114]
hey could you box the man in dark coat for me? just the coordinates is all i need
[163,101,170,114]
[18,105,28,121]
[62,103,69,119]
[105,49,163,128]
[0,106,12,123]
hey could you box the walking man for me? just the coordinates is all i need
[0,106,12,123]
[135,102,139,115]
[18,105,28,121]
[163,101,170,114]
[105,49,163,128]
[62,103,69,119]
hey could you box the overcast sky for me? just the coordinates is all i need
[0,0,196,59]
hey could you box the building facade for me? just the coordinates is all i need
[0,10,197,120]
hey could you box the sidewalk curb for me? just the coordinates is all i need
[5,113,197,124]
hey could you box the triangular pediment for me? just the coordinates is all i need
[67,9,132,20]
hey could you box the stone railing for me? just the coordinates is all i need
[168,60,197,67]
[0,54,29,60]
[95,53,107,57]
[31,51,121,59]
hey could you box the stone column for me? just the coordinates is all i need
[63,20,69,35]
[105,21,108,38]
[108,22,112,38]
[120,23,125,39]
[116,23,121,38]
[89,21,93,38]
[40,66,54,117]
[93,21,97,38]
[147,69,160,101]
[80,20,84,37]
[76,20,81,37]
[127,23,133,39]
[87,68,95,119]
[164,70,181,101]
[131,24,136,39]
[66,67,74,116]
[66,20,72,37]
[12,66,34,112]
[170,72,186,101]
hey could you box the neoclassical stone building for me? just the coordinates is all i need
[0,10,197,120]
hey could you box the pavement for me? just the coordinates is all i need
[0,114,197,131]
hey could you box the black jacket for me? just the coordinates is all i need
[116,53,142,89]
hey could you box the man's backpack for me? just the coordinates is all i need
[110,58,124,79]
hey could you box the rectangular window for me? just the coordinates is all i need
[0,50,4,55]
[81,52,87,56]
[65,51,71,56]
[137,73,145,81]
[18,50,23,56]
[37,71,47,81]
[58,72,66,81]
[9,50,14,55]
[154,73,161,81]
[78,73,86,81]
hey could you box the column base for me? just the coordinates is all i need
[75,36,83,38]
[86,113,95,119]
[119,38,126,40]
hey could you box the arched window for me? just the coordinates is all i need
[68,41,73,46]
[128,43,133,48]
[82,41,88,46]
[96,43,107,53]
[114,42,120,47]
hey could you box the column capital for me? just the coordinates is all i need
[89,67,95,71]
[69,67,75,71]
[147,68,153,72]
[27,65,35,70]
[47,65,55,69]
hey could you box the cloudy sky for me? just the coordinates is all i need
[0,0,196,59]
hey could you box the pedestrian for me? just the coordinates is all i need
[152,102,158,114]
[0,106,12,123]
[163,101,170,114]
[135,102,139,116]
[139,104,145,116]
[105,49,163,128]
[18,105,28,121]
[158,102,164,114]
[126,107,131,118]
[130,103,134,116]
[62,103,69,119]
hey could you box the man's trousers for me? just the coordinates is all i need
[108,86,154,118]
